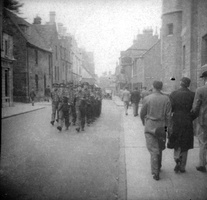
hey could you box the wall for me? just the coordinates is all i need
[28,47,52,100]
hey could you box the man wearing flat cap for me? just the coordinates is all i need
[168,77,195,173]
[140,81,171,181]
[192,71,207,172]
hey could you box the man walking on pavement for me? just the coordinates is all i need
[122,86,131,115]
[168,77,195,173]
[29,88,36,106]
[140,81,171,181]
[50,83,60,126]
[192,71,207,173]
[131,87,141,116]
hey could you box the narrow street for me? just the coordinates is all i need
[1,99,122,200]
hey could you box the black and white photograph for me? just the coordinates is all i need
[1,0,207,199]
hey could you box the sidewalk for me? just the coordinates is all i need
[1,102,50,119]
[113,96,207,200]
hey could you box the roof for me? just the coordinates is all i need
[5,9,51,52]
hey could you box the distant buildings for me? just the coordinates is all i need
[116,0,207,93]
[1,9,96,106]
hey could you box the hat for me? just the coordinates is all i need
[52,83,59,87]
[200,71,207,78]
[180,77,191,87]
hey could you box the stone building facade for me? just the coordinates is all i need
[1,32,14,107]
[133,40,162,90]
[161,0,207,92]
[4,9,52,102]
[118,28,159,91]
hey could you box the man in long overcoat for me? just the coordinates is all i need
[140,81,171,181]
[168,77,195,173]
[131,87,141,116]
[192,71,207,172]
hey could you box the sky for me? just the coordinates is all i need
[18,0,162,76]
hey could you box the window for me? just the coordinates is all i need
[167,23,173,35]
[35,50,38,65]
[201,34,207,66]
[5,40,8,56]
[5,70,9,97]
[35,74,38,91]
[56,46,58,59]
[183,45,186,69]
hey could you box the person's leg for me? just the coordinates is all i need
[132,103,136,116]
[64,111,70,130]
[174,147,181,172]
[51,102,56,125]
[180,150,188,172]
[145,133,160,180]
[76,106,81,132]
[57,110,63,131]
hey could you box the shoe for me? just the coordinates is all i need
[180,169,186,173]
[57,126,62,131]
[65,127,69,130]
[87,123,90,126]
[126,113,128,115]
[76,128,80,132]
[81,128,84,131]
[50,121,54,126]
[153,174,160,181]
[56,119,59,122]
[174,164,180,173]
[196,166,207,172]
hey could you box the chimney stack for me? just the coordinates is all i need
[33,16,42,24]
[49,11,56,24]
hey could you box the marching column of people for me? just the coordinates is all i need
[50,81,102,132]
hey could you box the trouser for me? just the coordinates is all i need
[51,102,59,122]
[145,133,162,175]
[86,104,91,124]
[58,110,70,128]
[174,147,188,170]
[124,101,129,114]
[132,102,139,116]
[76,106,86,129]
[71,105,76,124]
[31,98,35,106]
[197,124,207,167]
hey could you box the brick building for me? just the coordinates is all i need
[161,0,207,92]
[4,9,52,102]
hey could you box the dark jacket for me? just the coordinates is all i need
[168,87,195,151]
[131,90,141,103]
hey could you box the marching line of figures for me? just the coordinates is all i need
[50,82,102,132]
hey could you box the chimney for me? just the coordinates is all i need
[49,11,56,24]
[57,23,63,35]
[33,16,42,24]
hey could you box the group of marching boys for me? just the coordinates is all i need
[50,81,102,132]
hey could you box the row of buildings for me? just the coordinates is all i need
[115,0,207,93]
[1,6,96,107]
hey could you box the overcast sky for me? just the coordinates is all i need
[18,0,162,76]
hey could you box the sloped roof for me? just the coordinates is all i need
[34,24,57,47]
[5,9,51,52]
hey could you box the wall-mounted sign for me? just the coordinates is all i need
[121,56,133,66]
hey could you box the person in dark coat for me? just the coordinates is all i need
[29,88,36,106]
[168,77,195,173]
[131,87,141,116]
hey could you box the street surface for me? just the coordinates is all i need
[1,98,207,200]
[1,99,121,200]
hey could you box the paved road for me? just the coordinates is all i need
[1,99,122,200]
